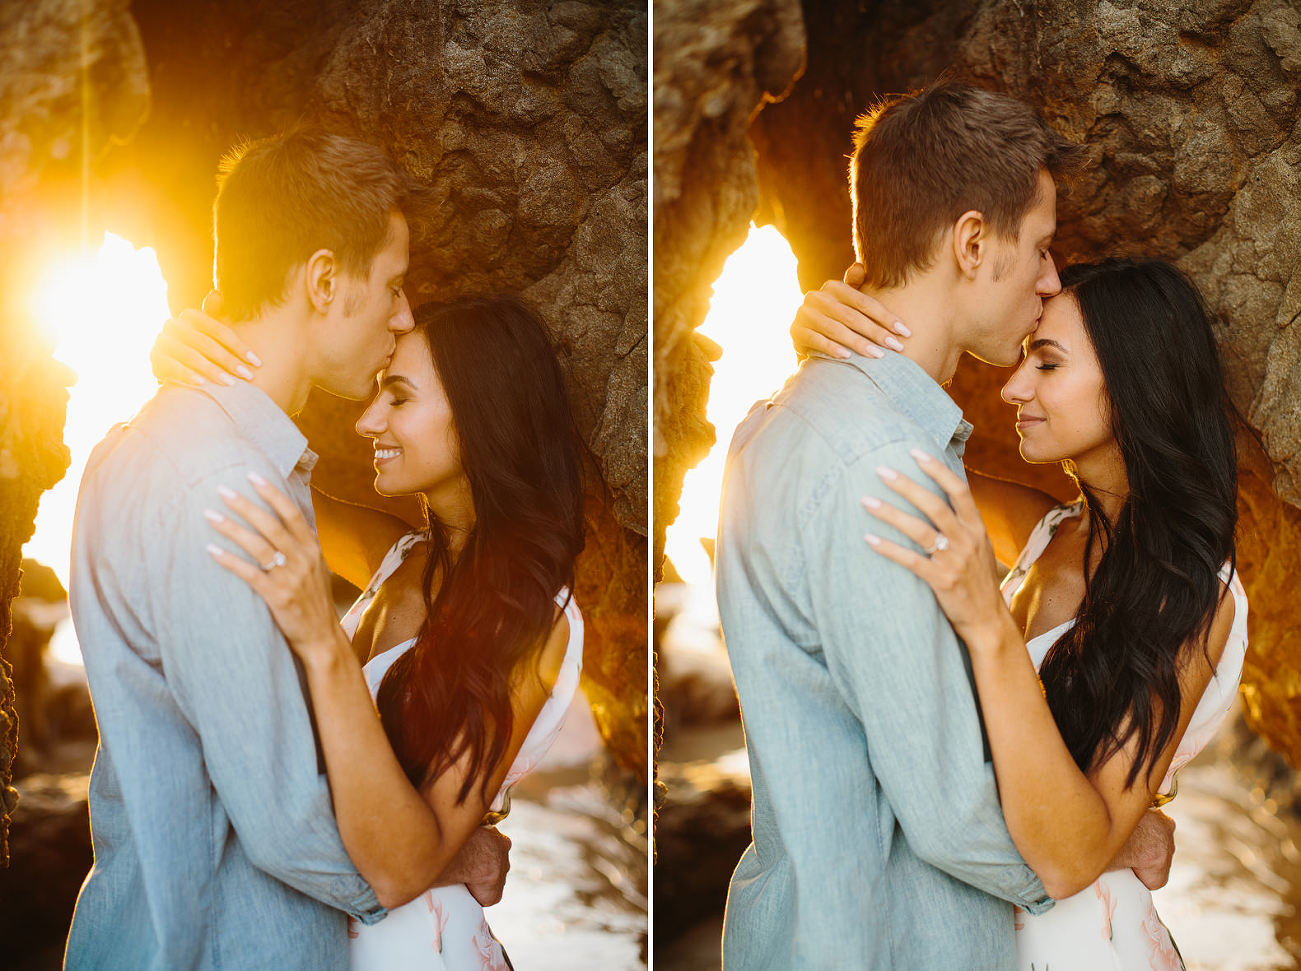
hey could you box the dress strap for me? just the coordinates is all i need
[340,530,427,638]
[1000,501,1084,602]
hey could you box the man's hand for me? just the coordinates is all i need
[1106,808,1176,890]
[435,826,512,906]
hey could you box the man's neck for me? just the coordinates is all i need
[228,307,315,416]
[859,281,963,385]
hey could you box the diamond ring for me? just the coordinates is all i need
[924,534,950,556]
[260,551,287,571]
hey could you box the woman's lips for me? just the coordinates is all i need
[373,446,402,467]
[1015,416,1045,432]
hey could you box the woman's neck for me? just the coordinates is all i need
[424,483,475,559]
[1072,447,1129,524]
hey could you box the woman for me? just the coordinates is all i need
[794,258,1247,970]
[158,294,585,969]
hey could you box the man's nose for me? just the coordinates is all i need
[391,292,415,334]
[1038,252,1062,297]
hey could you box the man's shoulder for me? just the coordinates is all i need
[729,358,936,474]
[90,385,270,490]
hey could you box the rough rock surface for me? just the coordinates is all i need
[657,0,1301,768]
[650,0,806,571]
[2,0,648,780]
[0,0,148,865]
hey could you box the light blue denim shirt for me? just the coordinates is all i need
[65,380,385,971]
[716,351,1052,970]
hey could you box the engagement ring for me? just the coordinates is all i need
[260,551,287,571]
[925,534,949,556]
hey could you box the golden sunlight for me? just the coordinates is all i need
[25,232,171,620]
[664,225,803,587]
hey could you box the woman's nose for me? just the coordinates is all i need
[1001,367,1031,405]
[356,402,383,437]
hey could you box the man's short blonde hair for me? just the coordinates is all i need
[213,129,409,320]
[850,80,1086,289]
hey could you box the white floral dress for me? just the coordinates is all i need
[338,531,585,970]
[1003,503,1248,971]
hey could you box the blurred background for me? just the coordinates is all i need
[652,0,1301,968]
[0,0,649,966]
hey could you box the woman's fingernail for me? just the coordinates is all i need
[216,485,237,501]
[909,448,934,463]
[861,496,881,509]
[865,533,882,547]
[885,336,905,352]
[876,466,898,481]
[245,351,263,367]
[205,543,224,558]
[217,373,236,387]
[865,345,885,359]
[203,509,225,524]
[893,321,911,338]
[836,347,852,359]
[248,471,268,487]
[235,365,254,381]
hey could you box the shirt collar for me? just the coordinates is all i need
[827,351,973,453]
[193,381,318,479]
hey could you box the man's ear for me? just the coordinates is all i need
[951,210,987,281]
[304,248,337,313]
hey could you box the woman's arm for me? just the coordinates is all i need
[148,302,414,588]
[311,486,412,592]
[205,475,567,907]
[787,274,1061,564]
[863,452,1233,898]
[965,469,1060,567]
[966,599,1229,898]
[789,263,912,360]
[290,612,566,907]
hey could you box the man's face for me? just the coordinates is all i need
[967,169,1061,367]
[316,210,415,399]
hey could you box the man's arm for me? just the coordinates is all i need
[1105,807,1176,890]
[152,466,388,921]
[809,441,1052,911]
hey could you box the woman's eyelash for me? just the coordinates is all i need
[1036,362,1059,371]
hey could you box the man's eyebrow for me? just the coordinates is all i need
[1029,338,1069,353]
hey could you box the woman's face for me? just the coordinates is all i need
[355,330,468,503]
[1000,292,1117,467]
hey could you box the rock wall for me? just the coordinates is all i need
[650,0,806,571]
[1,0,649,847]
[655,0,1301,768]
[0,0,148,864]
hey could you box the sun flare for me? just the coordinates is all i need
[25,232,172,604]
[663,225,803,588]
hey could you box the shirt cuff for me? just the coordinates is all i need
[348,889,389,926]
[1018,870,1055,915]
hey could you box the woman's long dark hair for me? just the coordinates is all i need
[1037,258,1237,789]
[374,294,585,802]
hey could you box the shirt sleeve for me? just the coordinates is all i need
[808,439,1052,912]
[150,463,387,924]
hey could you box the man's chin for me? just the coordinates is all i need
[971,347,1024,368]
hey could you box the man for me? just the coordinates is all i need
[715,81,1171,968]
[66,129,505,970]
